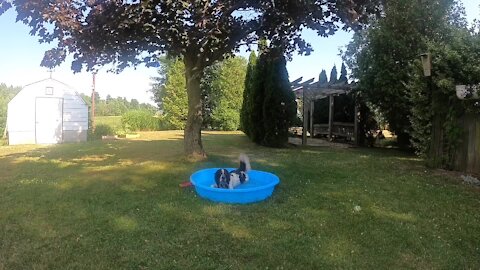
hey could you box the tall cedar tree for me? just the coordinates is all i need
[329,65,338,84]
[313,69,330,125]
[249,51,268,144]
[262,50,297,147]
[2,0,382,158]
[334,63,354,122]
[339,63,348,83]
[319,70,328,85]
[240,52,257,136]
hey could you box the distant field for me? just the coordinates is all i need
[95,116,122,132]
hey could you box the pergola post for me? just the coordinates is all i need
[328,94,334,140]
[309,100,314,138]
[302,90,307,145]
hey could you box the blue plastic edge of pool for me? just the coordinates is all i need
[190,168,280,204]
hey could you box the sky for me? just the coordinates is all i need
[0,1,478,105]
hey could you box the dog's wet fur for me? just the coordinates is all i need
[213,154,251,189]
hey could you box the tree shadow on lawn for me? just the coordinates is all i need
[0,155,338,268]
[1,134,480,269]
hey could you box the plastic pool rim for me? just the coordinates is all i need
[190,168,280,204]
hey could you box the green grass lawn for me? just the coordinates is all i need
[0,131,479,269]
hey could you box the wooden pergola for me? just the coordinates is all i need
[291,77,359,146]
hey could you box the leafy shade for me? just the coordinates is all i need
[4,1,381,71]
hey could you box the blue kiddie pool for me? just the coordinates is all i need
[190,168,280,204]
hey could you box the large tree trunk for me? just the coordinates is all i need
[184,56,206,159]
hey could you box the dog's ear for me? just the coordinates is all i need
[214,169,222,187]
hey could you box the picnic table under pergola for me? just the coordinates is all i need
[291,77,359,146]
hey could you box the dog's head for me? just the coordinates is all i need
[214,169,230,188]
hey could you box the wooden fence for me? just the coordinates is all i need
[454,114,480,174]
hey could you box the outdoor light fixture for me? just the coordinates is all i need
[456,84,480,100]
[420,53,432,77]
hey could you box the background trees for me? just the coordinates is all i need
[0,83,20,137]
[79,94,156,117]
[409,24,480,167]
[151,56,247,131]
[151,57,188,130]
[208,57,247,131]
[343,0,480,169]
[342,0,467,148]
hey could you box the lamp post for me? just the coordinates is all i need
[421,52,439,166]
[420,53,432,77]
[420,53,433,109]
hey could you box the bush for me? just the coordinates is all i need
[89,124,115,140]
[121,110,160,132]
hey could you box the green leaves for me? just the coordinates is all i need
[155,58,188,130]
[0,83,21,137]
[208,57,247,131]
[151,56,247,131]
[6,0,383,72]
[343,0,467,148]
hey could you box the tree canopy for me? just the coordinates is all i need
[2,0,383,157]
[2,1,381,71]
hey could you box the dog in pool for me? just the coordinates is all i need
[213,154,251,189]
